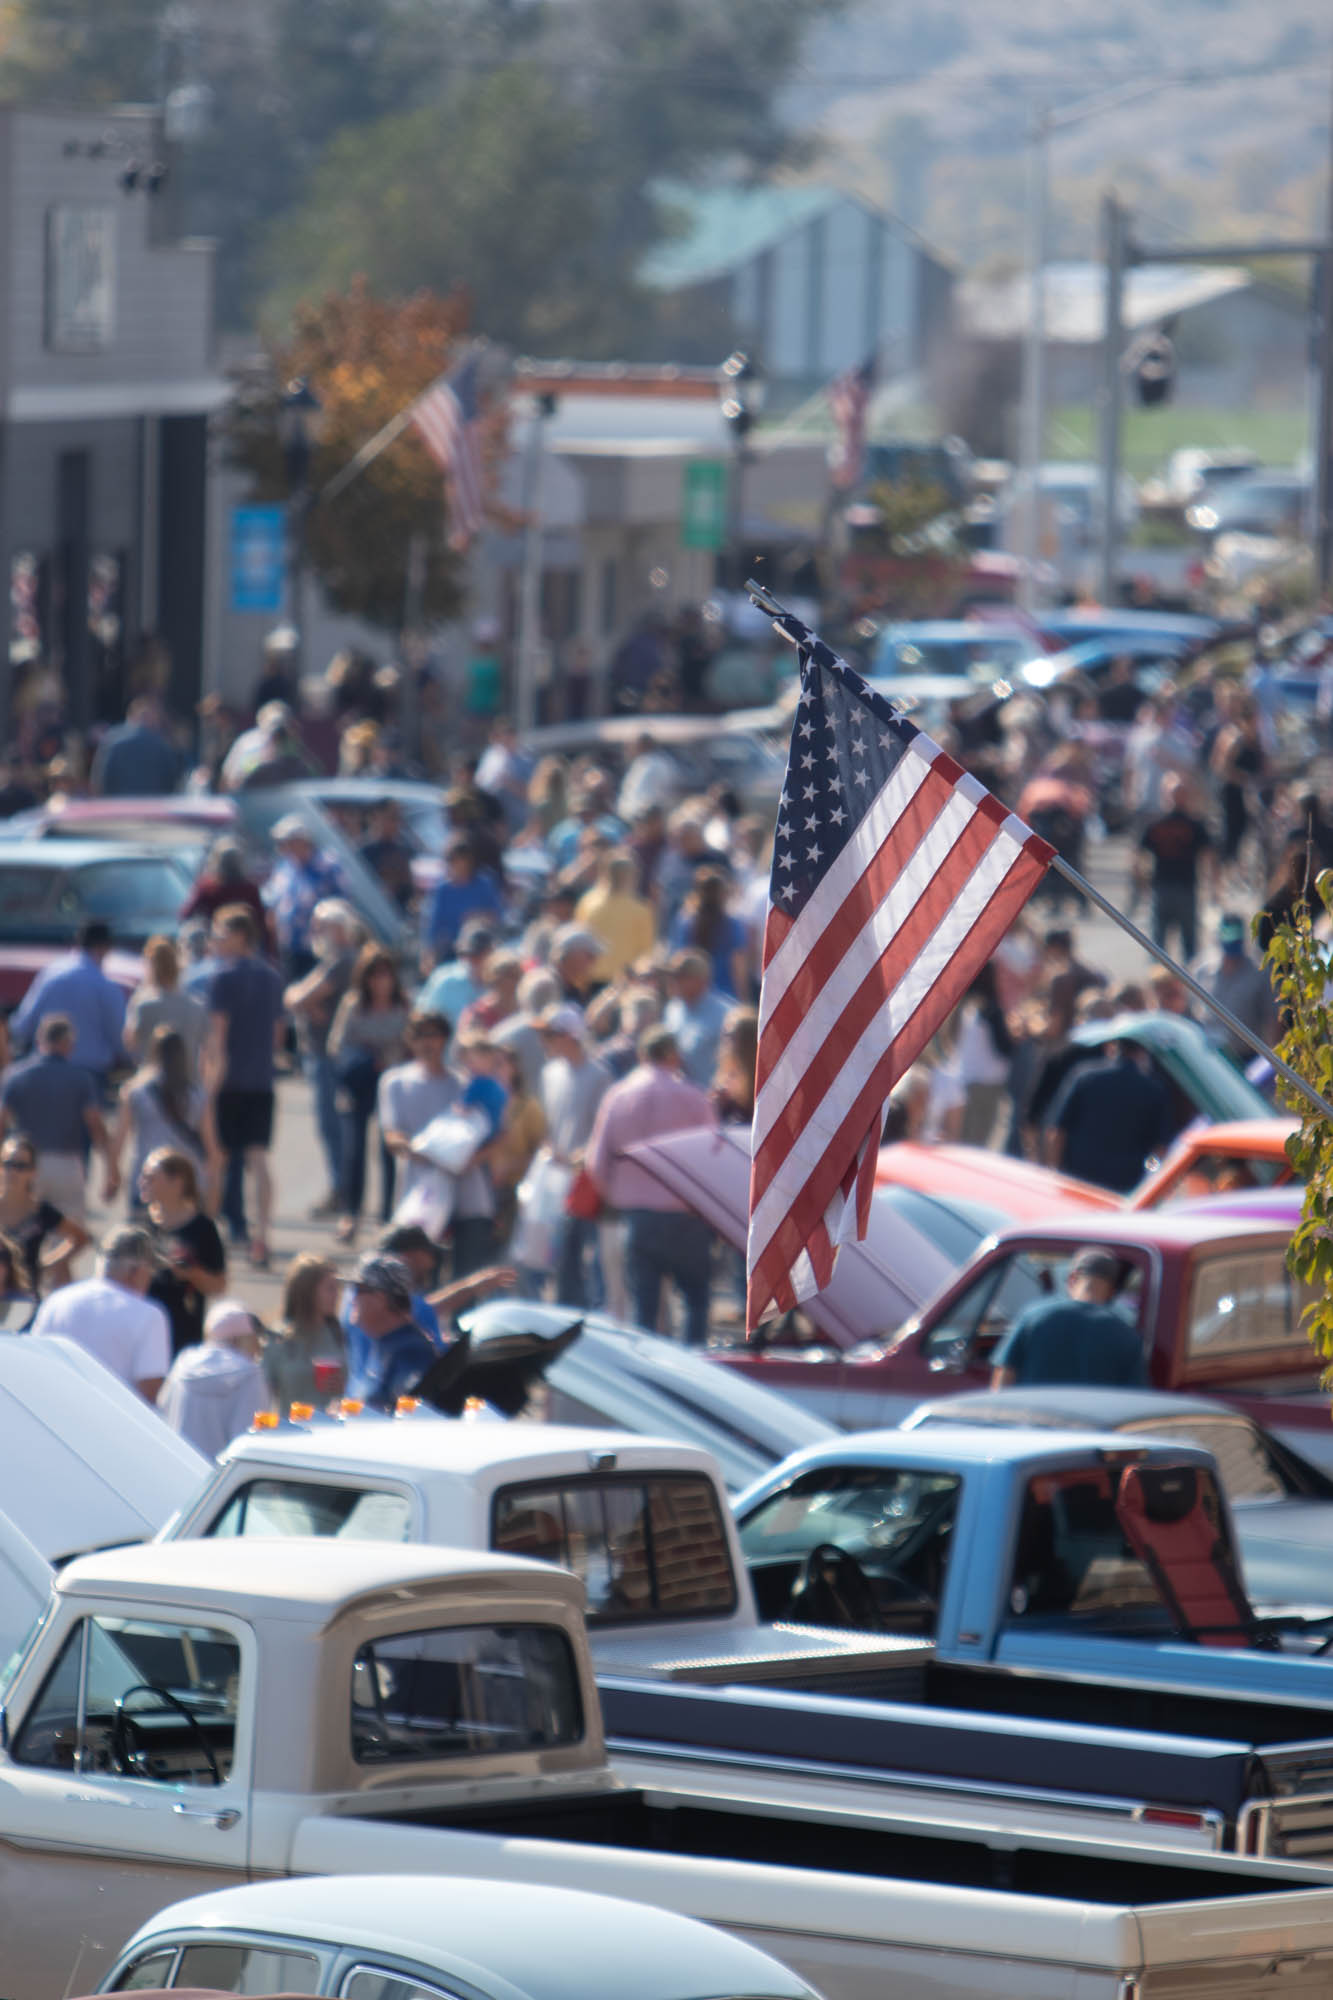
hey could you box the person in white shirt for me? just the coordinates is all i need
[30,1224,170,1402]
[157,1297,267,1458]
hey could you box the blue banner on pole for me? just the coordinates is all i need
[231,504,286,613]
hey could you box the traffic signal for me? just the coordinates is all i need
[1134,331,1175,408]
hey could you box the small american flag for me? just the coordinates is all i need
[411,352,485,550]
[828,355,875,490]
[746,614,1053,1330]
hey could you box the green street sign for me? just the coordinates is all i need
[681,459,728,550]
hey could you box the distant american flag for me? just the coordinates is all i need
[746,613,1053,1330]
[828,355,875,490]
[411,352,485,550]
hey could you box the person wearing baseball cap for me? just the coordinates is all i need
[418,918,499,1031]
[345,1251,437,1411]
[990,1245,1147,1391]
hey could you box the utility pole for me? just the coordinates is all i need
[515,393,556,733]
[1315,63,1333,598]
[1016,109,1050,610]
[1097,193,1128,606]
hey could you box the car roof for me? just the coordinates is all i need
[906,1385,1234,1430]
[742,1424,1217,1483]
[217,1417,721,1482]
[37,796,235,822]
[1165,1118,1295,1152]
[975,1207,1295,1249]
[121,1876,815,2000]
[58,1535,571,1624]
[0,839,191,865]
[882,621,1019,642]
[289,777,445,802]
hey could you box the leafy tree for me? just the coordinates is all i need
[0,0,165,102]
[257,65,618,354]
[1261,879,1333,1371]
[229,282,506,630]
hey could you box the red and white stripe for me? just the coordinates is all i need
[746,730,1051,1327]
[411,379,484,548]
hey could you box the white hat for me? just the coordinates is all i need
[204,1298,258,1344]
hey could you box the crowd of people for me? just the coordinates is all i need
[0,617,1321,1456]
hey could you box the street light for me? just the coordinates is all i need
[278,375,321,676]
[717,350,765,591]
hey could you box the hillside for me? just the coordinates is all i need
[790,1,1331,269]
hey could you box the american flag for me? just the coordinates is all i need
[746,614,1053,1330]
[828,355,876,490]
[411,352,485,550]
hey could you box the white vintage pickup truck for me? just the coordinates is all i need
[156,1412,1333,1869]
[162,1417,906,1688]
[6,1538,1333,2000]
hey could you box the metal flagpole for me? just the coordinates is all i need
[745,578,1333,1126]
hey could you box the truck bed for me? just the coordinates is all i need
[597,1661,1333,1860]
[368,1785,1307,1906]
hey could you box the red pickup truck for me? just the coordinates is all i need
[628,1128,1333,1471]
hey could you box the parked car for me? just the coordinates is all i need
[96,1874,822,2000]
[0,841,193,951]
[874,1143,1114,1221]
[1016,633,1197,694]
[1187,472,1309,541]
[1065,1012,1275,1141]
[0,943,142,1012]
[872,621,1033,685]
[624,1130,1331,1458]
[2,793,408,950]
[1129,1117,1297,1208]
[519,713,786,813]
[901,1384,1333,1606]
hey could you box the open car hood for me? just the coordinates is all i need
[623,1125,956,1349]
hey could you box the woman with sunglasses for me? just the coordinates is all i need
[0,1139,89,1294]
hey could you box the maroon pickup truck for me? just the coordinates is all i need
[628,1128,1333,1471]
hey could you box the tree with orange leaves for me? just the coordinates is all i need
[229,281,507,631]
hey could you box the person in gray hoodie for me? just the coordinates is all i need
[156,1296,267,1458]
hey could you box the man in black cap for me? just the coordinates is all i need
[344,1252,436,1411]
[990,1247,1148,1390]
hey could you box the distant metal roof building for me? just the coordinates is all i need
[640,183,846,291]
[638,179,953,391]
[959,260,1251,344]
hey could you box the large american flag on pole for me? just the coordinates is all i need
[746,610,1054,1330]
[410,351,485,550]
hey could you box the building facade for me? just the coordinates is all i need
[0,104,224,734]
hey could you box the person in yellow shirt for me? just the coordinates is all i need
[575,850,657,983]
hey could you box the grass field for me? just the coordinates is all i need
[1046,405,1309,481]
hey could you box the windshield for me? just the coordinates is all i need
[737,1464,960,1637]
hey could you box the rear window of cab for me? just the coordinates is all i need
[1185,1251,1316,1363]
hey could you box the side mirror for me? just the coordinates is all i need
[927,1335,971,1376]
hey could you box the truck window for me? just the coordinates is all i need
[351,1622,583,1764]
[12,1614,242,1785]
[207,1475,412,1542]
[1007,1470,1168,1627]
[922,1250,1144,1367]
[492,1475,736,1623]
[1122,1415,1285,1504]
[737,1467,959,1635]
[1187,1253,1315,1361]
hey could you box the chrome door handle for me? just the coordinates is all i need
[173,1801,241,1829]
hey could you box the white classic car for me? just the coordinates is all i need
[95,1873,822,1999]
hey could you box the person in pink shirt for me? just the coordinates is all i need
[586,1025,715,1345]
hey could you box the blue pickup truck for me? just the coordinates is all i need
[601,1426,1333,1864]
